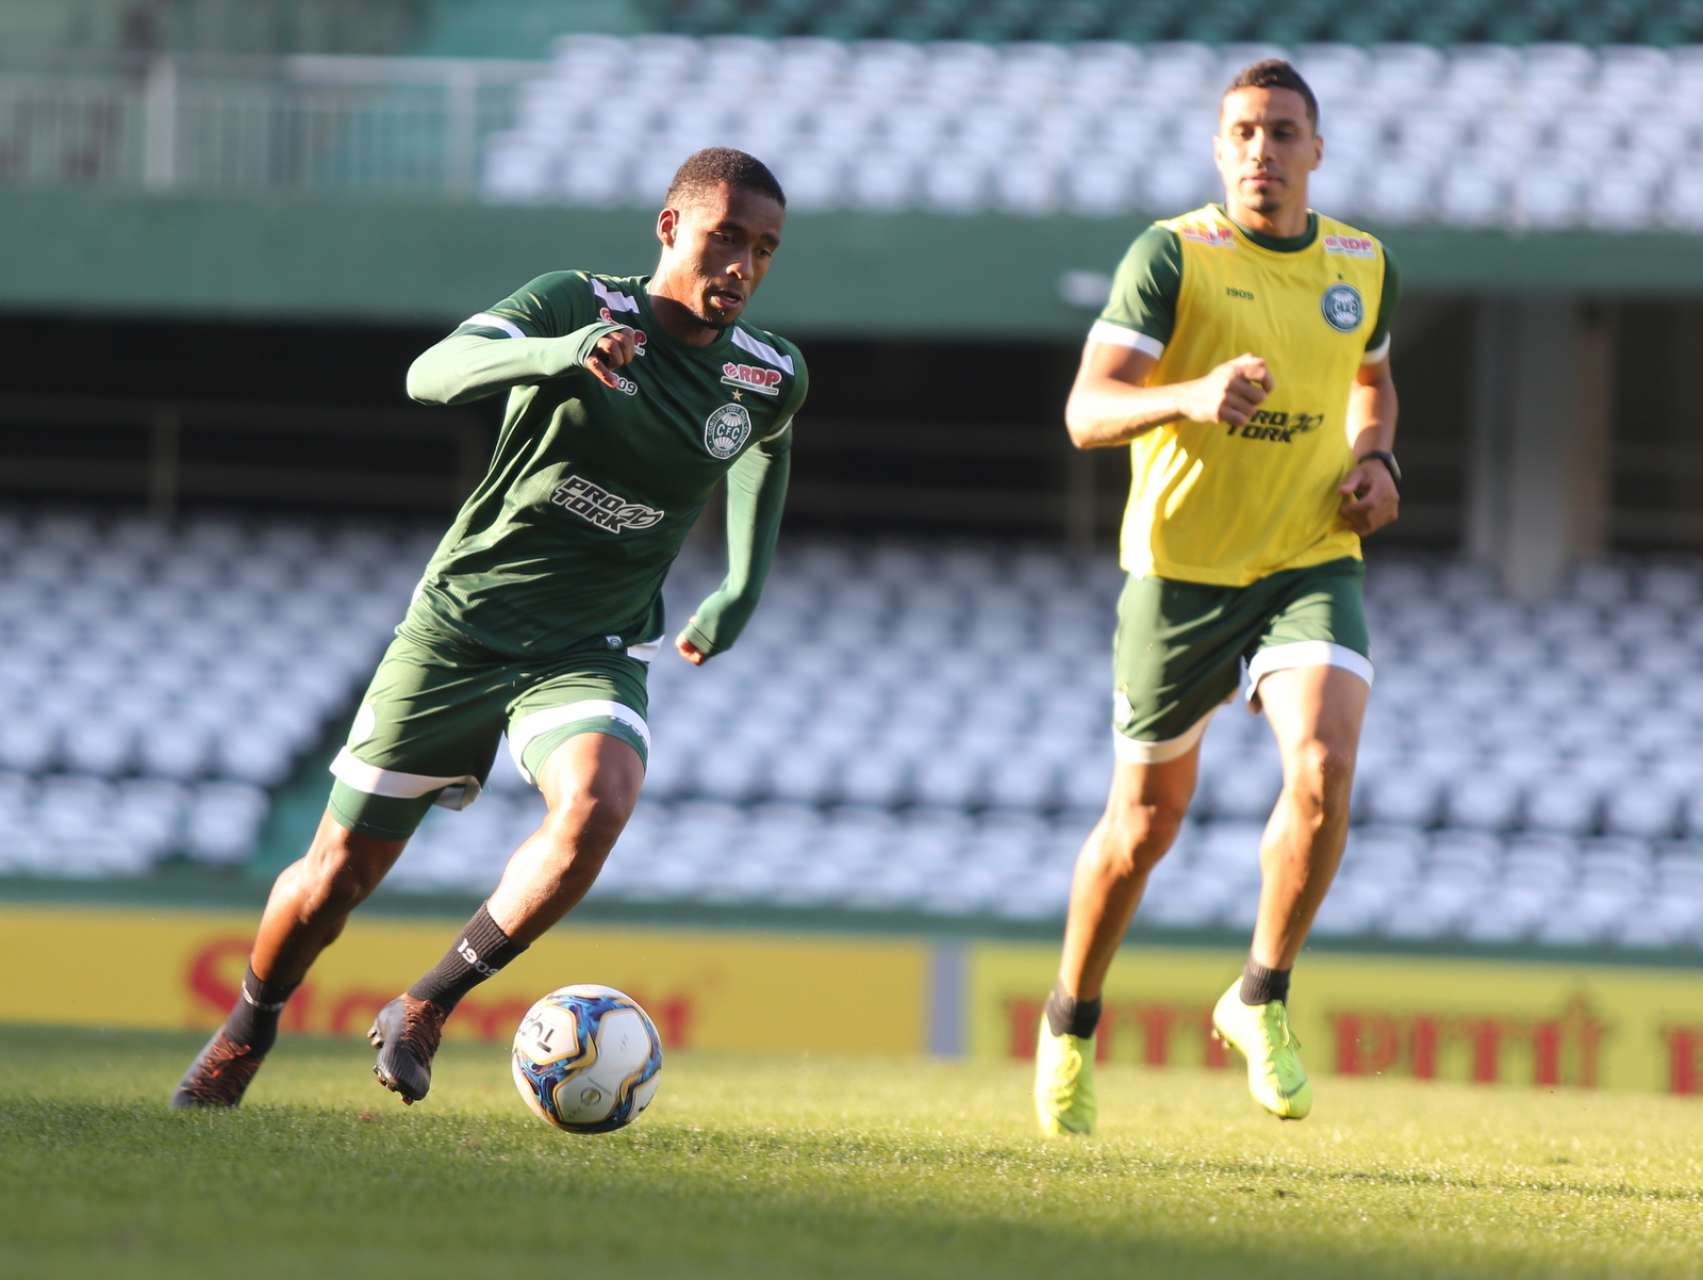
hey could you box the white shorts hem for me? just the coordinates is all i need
[508,700,652,786]
[328,748,483,811]
[1112,707,1215,764]
[1245,641,1374,702]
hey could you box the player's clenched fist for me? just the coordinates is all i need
[1337,458,1399,536]
[582,328,641,389]
[1185,353,1274,427]
[674,631,709,666]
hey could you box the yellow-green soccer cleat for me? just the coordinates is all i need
[1033,1014,1097,1136]
[1211,980,1313,1120]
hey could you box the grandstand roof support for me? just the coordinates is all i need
[1467,298,1616,601]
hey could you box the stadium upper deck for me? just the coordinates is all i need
[478,37,1703,232]
[5,35,1700,236]
[13,0,1703,55]
[658,0,1703,46]
[0,0,426,56]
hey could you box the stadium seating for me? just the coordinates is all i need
[14,22,1702,232]
[0,507,434,874]
[654,0,1703,46]
[479,37,1703,231]
[0,0,427,57]
[2,506,1699,952]
[395,532,1703,951]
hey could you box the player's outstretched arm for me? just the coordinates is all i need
[405,322,632,407]
[1338,354,1400,536]
[675,428,793,665]
[1065,345,1274,449]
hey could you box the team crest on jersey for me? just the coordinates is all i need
[1320,283,1364,333]
[703,403,753,459]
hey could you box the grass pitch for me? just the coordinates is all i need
[2,1026,1700,1280]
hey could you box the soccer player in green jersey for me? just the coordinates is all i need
[1033,61,1401,1132]
[173,148,808,1108]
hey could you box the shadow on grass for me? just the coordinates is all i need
[0,1027,1694,1280]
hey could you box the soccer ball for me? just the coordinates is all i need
[510,985,663,1134]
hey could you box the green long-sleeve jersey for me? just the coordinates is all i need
[403,270,808,660]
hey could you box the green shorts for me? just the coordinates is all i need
[327,626,654,840]
[1111,557,1372,763]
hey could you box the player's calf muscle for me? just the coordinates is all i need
[295,829,399,915]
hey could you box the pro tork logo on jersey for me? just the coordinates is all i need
[551,475,664,533]
[1321,283,1364,332]
[703,403,753,459]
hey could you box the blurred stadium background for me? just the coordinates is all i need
[2,0,1702,1085]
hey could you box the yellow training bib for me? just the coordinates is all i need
[1117,205,1387,586]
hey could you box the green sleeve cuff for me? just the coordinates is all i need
[405,322,628,405]
[561,321,628,370]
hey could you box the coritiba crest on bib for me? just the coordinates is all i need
[1320,283,1364,333]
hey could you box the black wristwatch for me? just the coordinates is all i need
[1358,449,1402,494]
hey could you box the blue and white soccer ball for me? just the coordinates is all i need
[511,985,663,1134]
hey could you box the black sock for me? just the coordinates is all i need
[1239,958,1291,1007]
[1043,982,1102,1039]
[221,965,297,1055]
[407,903,527,1012]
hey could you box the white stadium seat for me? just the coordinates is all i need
[459,38,1703,231]
[1,510,1700,954]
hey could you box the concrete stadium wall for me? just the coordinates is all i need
[12,188,1703,338]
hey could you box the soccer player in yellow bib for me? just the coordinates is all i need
[1034,59,1401,1132]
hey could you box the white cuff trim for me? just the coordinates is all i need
[1088,321,1165,358]
[1246,642,1374,699]
[1362,332,1392,364]
[625,640,661,663]
[462,312,525,339]
[1112,707,1215,764]
[508,700,652,785]
[329,748,483,811]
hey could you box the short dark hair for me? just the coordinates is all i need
[663,147,786,209]
[1223,59,1319,131]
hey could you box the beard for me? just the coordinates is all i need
[1242,179,1284,213]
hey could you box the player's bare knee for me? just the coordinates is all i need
[1283,739,1356,814]
[298,829,391,918]
[542,784,634,859]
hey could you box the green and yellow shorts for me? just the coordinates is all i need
[1111,557,1372,764]
[326,627,655,840]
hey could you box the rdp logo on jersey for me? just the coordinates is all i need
[1323,234,1377,258]
[720,362,783,396]
[551,475,664,533]
[1179,224,1236,247]
[703,403,753,459]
